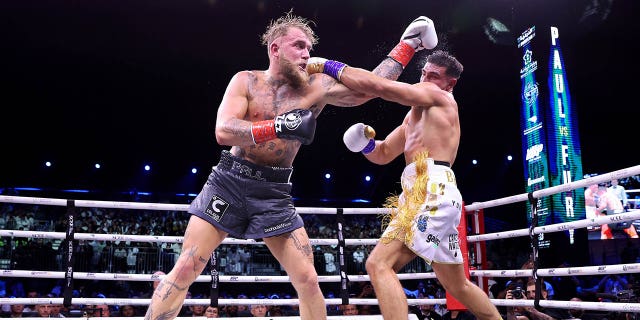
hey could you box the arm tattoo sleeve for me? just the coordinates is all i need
[224,118,251,139]
[372,58,404,81]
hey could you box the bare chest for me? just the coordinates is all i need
[246,78,312,121]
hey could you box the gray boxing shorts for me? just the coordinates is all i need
[188,150,303,239]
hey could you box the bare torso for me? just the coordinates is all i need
[403,92,460,165]
[598,190,624,213]
[229,70,328,167]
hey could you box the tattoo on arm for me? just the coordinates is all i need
[372,58,404,81]
[225,118,251,139]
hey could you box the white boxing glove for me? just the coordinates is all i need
[402,16,438,51]
[343,123,376,154]
[388,16,438,68]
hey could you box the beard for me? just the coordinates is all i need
[279,56,309,89]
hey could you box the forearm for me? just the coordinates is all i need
[216,118,255,146]
[363,141,397,165]
[525,308,556,320]
[341,67,390,100]
[372,58,404,81]
[217,109,316,146]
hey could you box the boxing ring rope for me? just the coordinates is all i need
[1,164,640,316]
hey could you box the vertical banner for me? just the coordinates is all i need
[518,26,552,249]
[546,26,585,245]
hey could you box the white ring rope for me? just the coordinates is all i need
[3,207,638,245]
[2,296,639,312]
[0,270,435,282]
[468,208,640,242]
[0,297,410,307]
[0,229,380,246]
[0,195,391,215]
[466,164,640,211]
[2,165,640,315]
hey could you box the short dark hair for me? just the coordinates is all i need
[426,50,463,79]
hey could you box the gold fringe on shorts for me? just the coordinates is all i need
[381,151,430,244]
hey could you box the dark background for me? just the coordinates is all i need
[1,0,637,209]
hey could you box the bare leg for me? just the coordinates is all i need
[144,216,227,320]
[264,228,326,320]
[431,262,502,320]
[365,239,417,320]
[624,225,639,238]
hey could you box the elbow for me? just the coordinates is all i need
[214,128,233,146]
[370,158,393,166]
[346,92,376,106]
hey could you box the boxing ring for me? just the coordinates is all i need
[1,164,640,319]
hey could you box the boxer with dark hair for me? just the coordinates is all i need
[144,10,438,320]
[308,50,502,319]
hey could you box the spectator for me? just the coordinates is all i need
[235,294,250,316]
[249,304,268,317]
[567,297,586,320]
[119,305,137,317]
[521,260,555,299]
[189,304,205,317]
[608,179,629,209]
[6,302,25,318]
[225,246,243,275]
[113,242,128,272]
[204,305,219,318]
[582,274,629,298]
[352,246,366,274]
[413,296,442,320]
[341,304,359,316]
[442,310,475,320]
[505,279,570,320]
[324,245,338,275]
[49,303,65,318]
[87,304,110,317]
[34,303,52,318]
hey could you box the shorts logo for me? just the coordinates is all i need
[425,234,440,248]
[417,215,429,232]
[448,234,459,251]
[264,222,292,233]
[205,195,229,222]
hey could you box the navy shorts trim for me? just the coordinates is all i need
[217,150,292,183]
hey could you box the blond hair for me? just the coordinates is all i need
[261,9,318,47]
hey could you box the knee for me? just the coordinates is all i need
[290,267,319,290]
[171,254,203,284]
[442,279,473,297]
[365,254,385,276]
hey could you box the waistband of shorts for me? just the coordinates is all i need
[217,150,293,183]
[403,158,456,184]
[433,160,451,167]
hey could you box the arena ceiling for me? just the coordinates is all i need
[1,0,636,207]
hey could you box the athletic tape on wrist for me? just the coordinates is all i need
[251,120,277,144]
[323,60,347,81]
[361,139,376,154]
[388,41,415,68]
